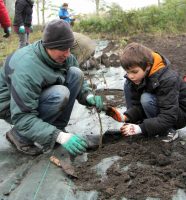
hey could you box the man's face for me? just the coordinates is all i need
[46,49,70,64]
[126,66,150,85]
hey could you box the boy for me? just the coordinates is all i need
[106,42,186,140]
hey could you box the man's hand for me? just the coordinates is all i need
[3,27,11,38]
[19,25,25,34]
[56,132,88,156]
[120,123,142,136]
[105,106,126,122]
[86,94,103,112]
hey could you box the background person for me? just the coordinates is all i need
[59,3,75,26]
[13,0,34,48]
[0,19,103,156]
[0,0,11,38]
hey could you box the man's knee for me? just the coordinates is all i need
[68,67,84,80]
[41,85,70,107]
[52,85,70,105]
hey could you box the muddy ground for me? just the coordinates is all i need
[73,34,186,200]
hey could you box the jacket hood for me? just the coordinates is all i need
[33,40,68,70]
[148,52,165,77]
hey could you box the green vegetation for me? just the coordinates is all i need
[1,0,186,64]
[0,29,42,64]
[73,0,186,36]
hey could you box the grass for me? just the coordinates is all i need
[0,29,42,65]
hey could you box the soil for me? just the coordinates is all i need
[73,34,186,200]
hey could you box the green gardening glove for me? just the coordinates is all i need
[56,132,88,156]
[19,25,25,34]
[86,94,104,112]
[30,25,33,32]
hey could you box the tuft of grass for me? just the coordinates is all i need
[0,29,42,65]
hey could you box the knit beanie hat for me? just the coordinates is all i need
[42,19,74,50]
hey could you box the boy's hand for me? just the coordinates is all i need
[120,123,142,136]
[105,106,126,122]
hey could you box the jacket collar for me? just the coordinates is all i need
[33,40,68,70]
[124,53,171,89]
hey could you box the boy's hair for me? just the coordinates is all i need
[120,42,154,71]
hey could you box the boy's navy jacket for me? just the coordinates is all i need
[124,52,186,136]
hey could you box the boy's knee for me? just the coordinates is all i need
[140,93,152,107]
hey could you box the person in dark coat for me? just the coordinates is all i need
[106,42,186,141]
[13,0,34,48]
[0,0,11,38]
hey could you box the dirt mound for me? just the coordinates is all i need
[99,34,186,77]
[74,135,186,200]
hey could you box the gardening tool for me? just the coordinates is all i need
[104,106,126,122]
[50,156,78,179]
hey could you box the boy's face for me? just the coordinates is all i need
[126,66,150,85]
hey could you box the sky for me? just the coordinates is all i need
[64,0,160,13]
[32,0,160,24]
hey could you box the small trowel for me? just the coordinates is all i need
[50,156,78,179]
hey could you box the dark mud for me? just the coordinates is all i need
[75,135,186,200]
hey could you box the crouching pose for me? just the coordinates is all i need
[0,19,103,155]
[107,42,186,141]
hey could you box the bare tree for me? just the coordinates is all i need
[35,0,40,25]
[4,0,15,16]
[158,0,161,6]
[95,0,100,15]
[41,0,45,25]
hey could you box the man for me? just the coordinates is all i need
[0,19,103,156]
[0,0,11,38]
[13,0,34,48]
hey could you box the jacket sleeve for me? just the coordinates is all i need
[139,75,180,136]
[68,54,92,105]
[124,81,146,122]
[0,0,11,28]
[10,71,60,152]
[14,1,25,26]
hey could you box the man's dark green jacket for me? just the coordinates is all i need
[0,40,91,151]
